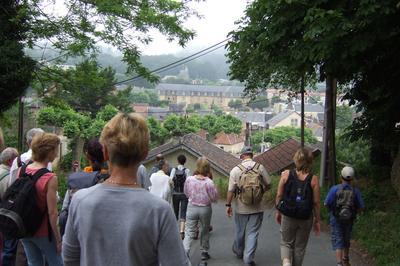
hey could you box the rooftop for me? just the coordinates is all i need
[214,132,245,145]
[293,103,324,113]
[266,110,300,127]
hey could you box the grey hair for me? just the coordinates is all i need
[26,128,44,146]
[0,147,18,165]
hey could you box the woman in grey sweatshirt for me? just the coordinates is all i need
[62,113,189,266]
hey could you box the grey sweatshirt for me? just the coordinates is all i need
[62,184,189,266]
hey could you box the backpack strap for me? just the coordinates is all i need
[301,173,313,198]
[17,156,22,168]
[0,171,9,182]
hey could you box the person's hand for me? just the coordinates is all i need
[313,220,321,236]
[226,206,233,218]
[56,240,62,254]
[275,211,282,225]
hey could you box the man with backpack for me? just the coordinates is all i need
[226,147,270,266]
[170,154,191,221]
[324,166,365,266]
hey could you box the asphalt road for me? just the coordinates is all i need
[188,202,364,266]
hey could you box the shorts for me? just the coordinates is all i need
[330,217,353,250]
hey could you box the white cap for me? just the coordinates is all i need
[341,166,355,180]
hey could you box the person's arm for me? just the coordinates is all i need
[46,176,62,253]
[169,167,175,179]
[158,207,190,265]
[207,180,218,203]
[311,175,321,236]
[62,194,81,266]
[275,170,289,224]
[260,165,271,189]
[226,168,237,217]
[61,190,71,211]
[355,188,365,213]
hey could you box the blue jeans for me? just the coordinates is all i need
[330,217,353,250]
[2,237,18,266]
[233,212,264,264]
[21,237,62,266]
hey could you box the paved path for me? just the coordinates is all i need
[188,202,364,266]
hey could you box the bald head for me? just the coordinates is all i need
[0,147,19,167]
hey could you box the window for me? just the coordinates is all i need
[291,118,298,127]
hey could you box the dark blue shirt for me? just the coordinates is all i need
[324,183,365,210]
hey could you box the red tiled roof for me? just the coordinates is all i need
[144,133,241,176]
[254,138,320,174]
[132,103,149,117]
[214,132,245,145]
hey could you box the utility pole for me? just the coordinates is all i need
[17,96,24,152]
[300,76,305,147]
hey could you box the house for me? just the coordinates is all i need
[254,138,321,174]
[148,107,169,121]
[292,103,324,120]
[213,132,245,154]
[235,111,274,130]
[132,103,149,118]
[266,110,302,129]
[156,83,245,110]
[143,133,241,180]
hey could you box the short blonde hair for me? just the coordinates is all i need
[195,157,211,176]
[293,148,313,173]
[31,133,60,162]
[100,113,149,167]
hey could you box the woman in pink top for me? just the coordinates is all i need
[20,133,63,266]
[183,157,218,262]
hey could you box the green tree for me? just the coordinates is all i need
[1,0,196,109]
[336,105,354,131]
[228,99,243,110]
[129,90,163,106]
[163,114,199,137]
[247,96,269,110]
[36,59,131,116]
[251,127,317,153]
[147,116,169,147]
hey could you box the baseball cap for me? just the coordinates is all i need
[240,146,253,155]
[341,166,355,180]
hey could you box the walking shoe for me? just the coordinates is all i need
[232,245,243,259]
[198,261,208,266]
[201,252,210,260]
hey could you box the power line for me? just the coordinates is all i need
[113,37,231,85]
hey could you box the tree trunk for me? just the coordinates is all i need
[300,76,305,147]
[391,145,400,198]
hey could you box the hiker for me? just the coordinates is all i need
[170,154,190,221]
[324,166,364,266]
[9,128,52,186]
[183,157,218,262]
[226,146,271,266]
[59,138,109,237]
[137,164,148,189]
[18,133,63,266]
[149,160,172,202]
[275,148,321,266]
[0,148,18,265]
[62,113,189,265]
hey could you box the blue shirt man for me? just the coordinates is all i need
[324,166,365,266]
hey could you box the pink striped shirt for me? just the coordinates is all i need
[184,175,218,206]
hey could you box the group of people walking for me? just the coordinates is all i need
[0,112,364,266]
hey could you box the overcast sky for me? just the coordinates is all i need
[139,0,249,55]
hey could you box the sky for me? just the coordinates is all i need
[139,1,249,55]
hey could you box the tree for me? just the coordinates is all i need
[251,127,317,153]
[227,0,400,184]
[228,99,243,110]
[0,0,35,112]
[247,96,269,110]
[336,105,354,131]
[147,117,169,148]
[130,90,164,106]
[1,0,197,109]
[36,59,132,116]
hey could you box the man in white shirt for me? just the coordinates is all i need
[9,128,52,186]
[149,160,172,202]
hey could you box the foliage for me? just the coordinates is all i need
[129,90,166,107]
[336,105,354,131]
[247,96,269,110]
[147,117,169,148]
[35,59,131,116]
[228,99,243,110]
[210,103,223,116]
[227,0,400,173]
[0,0,35,112]
[251,127,317,152]
[163,114,199,137]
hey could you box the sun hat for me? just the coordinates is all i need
[341,166,355,180]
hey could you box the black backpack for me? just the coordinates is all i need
[276,170,314,220]
[0,165,50,238]
[334,185,356,223]
[59,171,109,236]
[173,167,187,193]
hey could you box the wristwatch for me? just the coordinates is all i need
[225,203,232,207]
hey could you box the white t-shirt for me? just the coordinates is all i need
[149,170,171,202]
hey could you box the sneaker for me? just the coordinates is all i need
[232,245,243,259]
[201,252,210,260]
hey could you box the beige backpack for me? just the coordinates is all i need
[237,163,265,205]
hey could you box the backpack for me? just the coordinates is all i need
[276,170,314,220]
[237,163,265,205]
[59,171,109,236]
[0,165,50,238]
[334,185,356,223]
[173,167,187,193]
